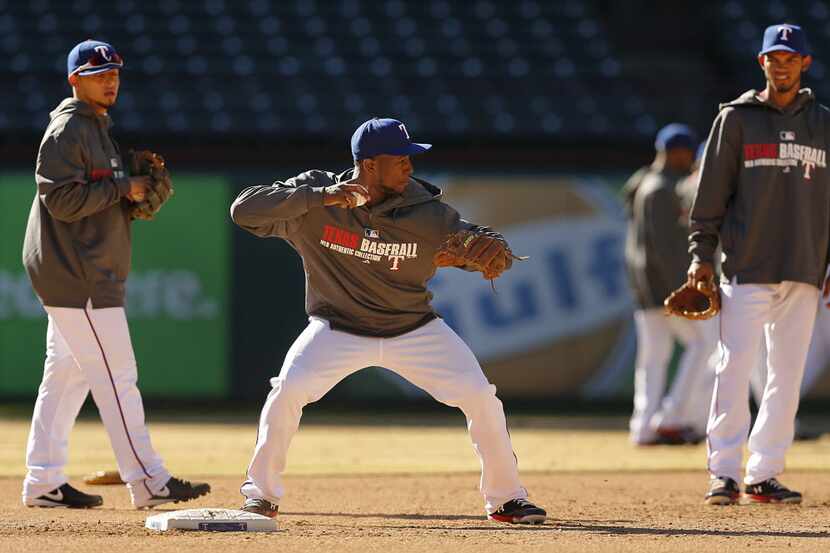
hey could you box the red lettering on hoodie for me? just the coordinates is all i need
[90,168,114,181]
[743,143,778,161]
[322,224,359,249]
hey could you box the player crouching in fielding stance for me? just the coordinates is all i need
[21,40,209,509]
[230,118,546,524]
[689,24,830,505]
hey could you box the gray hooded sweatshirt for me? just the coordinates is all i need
[230,169,500,337]
[690,89,830,288]
[23,98,133,308]
[624,163,691,309]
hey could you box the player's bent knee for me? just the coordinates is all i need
[269,375,317,407]
[453,383,501,410]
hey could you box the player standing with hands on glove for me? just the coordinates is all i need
[689,24,830,505]
[21,40,208,509]
[230,117,546,524]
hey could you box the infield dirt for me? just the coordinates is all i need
[0,416,828,552]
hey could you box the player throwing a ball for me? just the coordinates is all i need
[230,117,546,524]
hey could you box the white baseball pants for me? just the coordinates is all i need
[751,292,830,401]
[707,280,819,485]
[241,317,527,514]
[22,301,169,501]
[629,308,718,443]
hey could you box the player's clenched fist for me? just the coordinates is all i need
[127,175,151,202]
[687,260,715,287]
[322,179,369,208]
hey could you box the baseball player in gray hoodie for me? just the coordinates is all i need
[624,125,718,446]
[230,118,547,525]
[21,40,209,509]
[689,24,830,505]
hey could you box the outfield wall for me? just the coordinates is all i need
[4,170,828,401]
[0,174,230,398]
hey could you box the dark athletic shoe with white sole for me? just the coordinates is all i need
[24,483,103,508]
[488,498,547,525]
[704,476,740,505]
[134,476,211,508]
[655,426,705,445]
[743,478,802,504]
[240,498,279,518]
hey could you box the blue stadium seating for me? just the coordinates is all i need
[1,0,827,142]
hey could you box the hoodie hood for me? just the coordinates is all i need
[720,88,815,113]
[50,97,111,127]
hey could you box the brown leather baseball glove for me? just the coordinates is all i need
[433,230,526,281]
[82,469,124,486]
[664,280,721,320]
[127,150,174,220]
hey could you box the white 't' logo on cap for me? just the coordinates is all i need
[778,26,792,41]
[399,124,410,140]
[94,45,112,61]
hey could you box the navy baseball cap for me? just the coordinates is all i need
[351,118,432,161]
[759,24,809,57]
[655,123,697,152]
[67,40,124,76]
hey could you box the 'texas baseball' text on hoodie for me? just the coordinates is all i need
[230,169,501,337]
[690,89,830,288]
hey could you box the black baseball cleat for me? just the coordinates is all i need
[133,476,211,508]
[794,428,824,441]
[704,476,740,505]
[240,498,279,518]
[24,483,103,508]
[488,498,547,525]
[651,426,705,446]
[794,420,824,442]
[743,478,802,504]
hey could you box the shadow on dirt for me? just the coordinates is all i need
[557,521,830,539]
[284,512,830,537]
[283,511,484,521]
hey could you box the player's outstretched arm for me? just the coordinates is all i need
[230,182,311,238]
[37,130,131,223]
[230,171,341,238]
